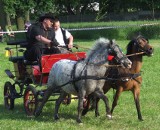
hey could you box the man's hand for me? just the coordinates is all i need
[50,40,59,47]
[68,43,73,49]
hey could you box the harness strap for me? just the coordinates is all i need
[52,72,141,93]
[132,73,141,84]
[71,61,78,92]
[71,59,86,92]
[53,75,109,93]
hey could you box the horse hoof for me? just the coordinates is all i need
[54,114,60,120]
[107,114,112,120]
[139,118,144,121]
[76,118,82,124]
[82,110,88,116]
[95,112,100,117]
[78,122,83,125]
[34,110,41,117]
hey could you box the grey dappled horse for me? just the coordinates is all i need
[35,38,132,123]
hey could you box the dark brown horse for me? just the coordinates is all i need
[82,35,154,121]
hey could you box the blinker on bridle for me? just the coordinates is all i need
[109,41,126,64]
[134,38,149,53]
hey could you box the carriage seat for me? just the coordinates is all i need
[9,56,24,63]
[7,40,28,48]
[23,60,38,65]
[9,56,38,65]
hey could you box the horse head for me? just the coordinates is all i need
[85,38,132,69]
[108,40,132,69]
[135,35,154,56]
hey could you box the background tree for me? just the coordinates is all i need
[2,0,36,30]
[0,0,7,30]
[54,0,99,15]
[1,0,160,31]
[33,0,57,19]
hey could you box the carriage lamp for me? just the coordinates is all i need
[5,49,14,57]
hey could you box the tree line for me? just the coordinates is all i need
[0,0,159,30]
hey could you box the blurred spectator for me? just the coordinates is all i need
[6,25,15,39]
[25,21,31,31]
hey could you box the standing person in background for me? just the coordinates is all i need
[52,17,73,53]
[24,21,31,31]
[6,25,15,40]
[0,26,3,42]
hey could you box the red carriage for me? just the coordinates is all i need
[4,40,86,116]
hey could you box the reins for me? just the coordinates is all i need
[53,46,144,92]
[72,44,145,68]
[126,52,145,57]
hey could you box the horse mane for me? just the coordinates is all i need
[126,40,135,55]
[85,38,110,65]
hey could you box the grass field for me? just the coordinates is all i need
[0,39,160,130]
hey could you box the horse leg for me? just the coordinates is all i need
[82,93,94,116]
[94,97,100,117]
[111,88,122,114]
[77,91,86,123]
[133,88,143,121]
[81,95,91,116]
[35,87,54,117]
[82,85,112,116]
[94,91,112,119]
[54,91,68,120]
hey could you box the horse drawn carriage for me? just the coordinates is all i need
[3,38,133,123]
[4,40,86,116]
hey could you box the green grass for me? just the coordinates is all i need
[61,20,160,40]
[61,20,160,29]
[0,39,160,130]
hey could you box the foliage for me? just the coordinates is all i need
[54,0,99,15]
[33,0,57,17]
[2,0,35,17]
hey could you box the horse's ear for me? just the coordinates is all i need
[109,40,113,46]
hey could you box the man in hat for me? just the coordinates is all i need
[24,13,60,61]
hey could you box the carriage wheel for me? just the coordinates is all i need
[4,81,15,110]
[62,94,71,105]
[24,85,38,116]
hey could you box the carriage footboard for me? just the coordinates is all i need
[5,69,15,79]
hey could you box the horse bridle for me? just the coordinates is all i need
[108,41,127,65]
[134,37,149,54]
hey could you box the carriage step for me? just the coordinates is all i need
[38,91,45,97]
[5,69,15,79]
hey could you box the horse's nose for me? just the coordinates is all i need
[147,47,154,55]
[122,59,132,69]
[128,60,132,69]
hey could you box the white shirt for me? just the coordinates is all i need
[55,28,71,46]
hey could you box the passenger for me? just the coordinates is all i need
[24,13,60,61]
[52,17,73,53]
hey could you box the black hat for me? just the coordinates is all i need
[39,13,55,22]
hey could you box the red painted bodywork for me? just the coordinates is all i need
[32,52,86,84]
